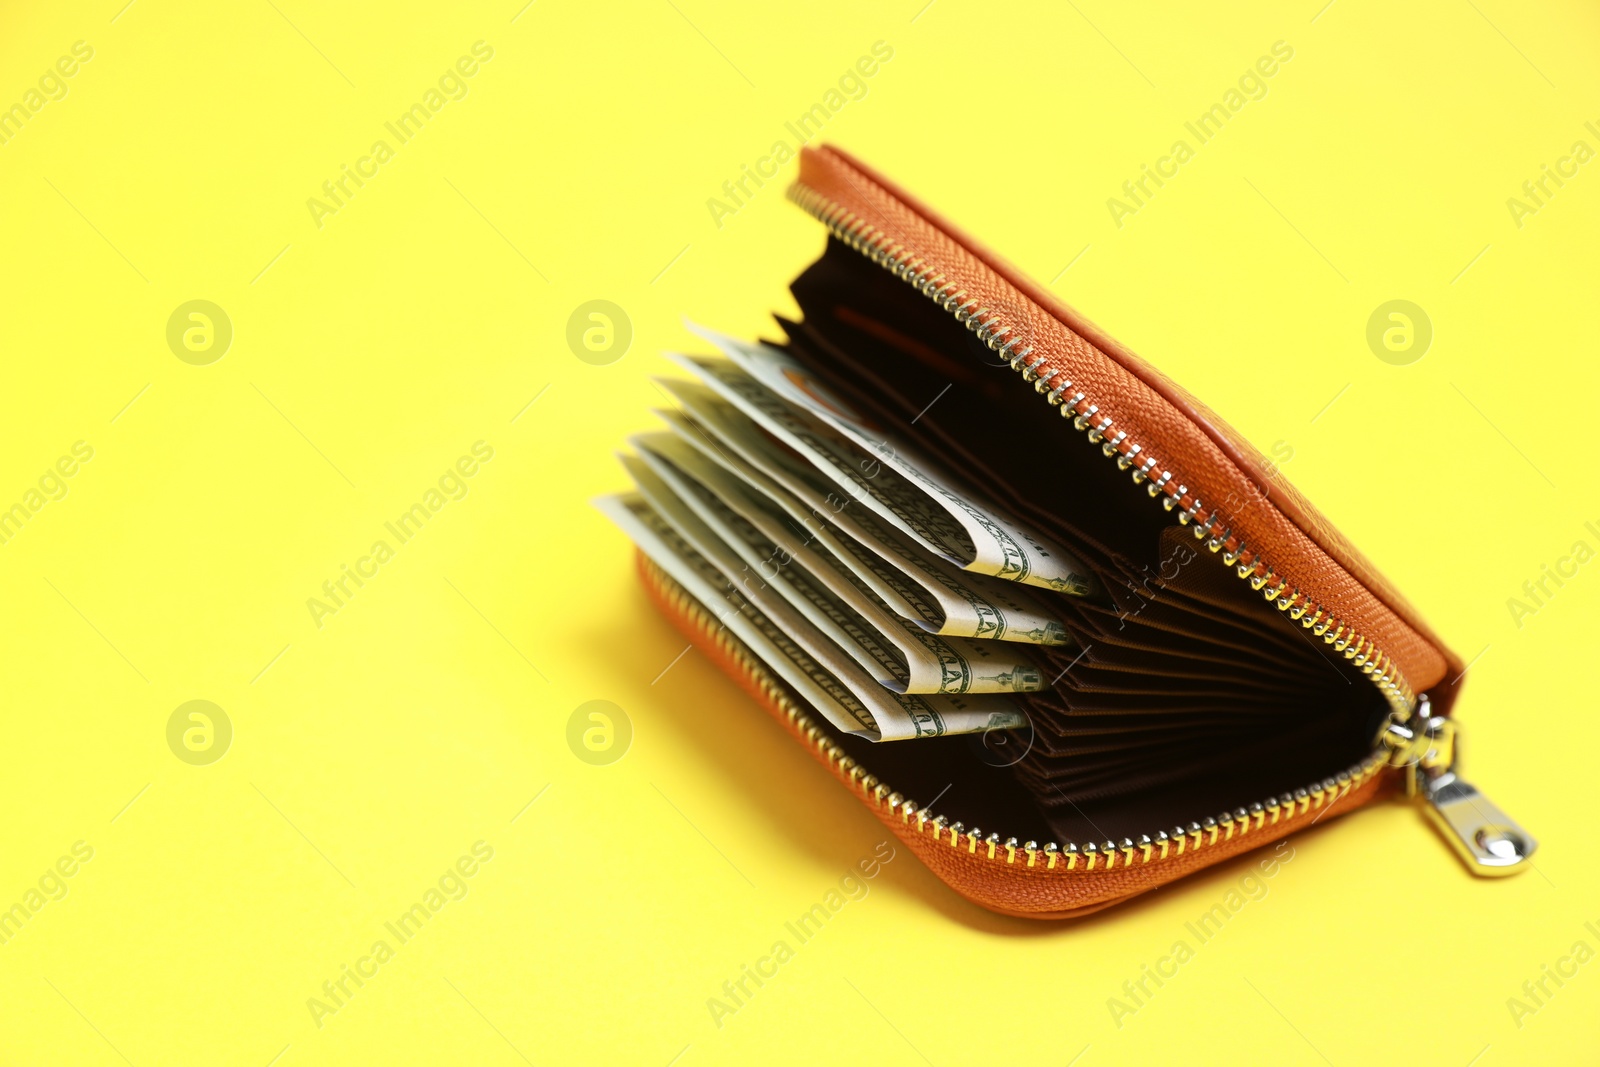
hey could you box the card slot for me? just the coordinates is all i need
[1025,723,1316,786]
[1029,717,1356,812]
[1045,669,1323,701]
[1068,584,1322,668]
[1017,684,1344,735]
[1049,616,1330,692]
[1049,607,1324,700]
[1016,742,1232,793]
[1035,643,1327,694]
[1019,730,1225,761]
[1140,530,1338,660]
[1020,714,1258,738]
[1022,702,1342,751]
[1021,690,1312,717]
[1017,742,1216,783]
[1077,536,1320,656]
[1024,726,1260,767]
[1022,719,1267,760]
[1037,700,1303,728]
[1042,574,1328,675]
[1053,676,1318,706]
[1057,641,1332,691]
[1125,580,1323,665]
[1151,525,1313,631]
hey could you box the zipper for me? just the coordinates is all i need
[783,179,1536,875]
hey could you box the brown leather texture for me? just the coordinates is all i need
[792,145,1463,708]
[639,550,1393,917]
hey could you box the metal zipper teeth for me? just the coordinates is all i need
[788,182,1415,721]
[646,555,1390,873]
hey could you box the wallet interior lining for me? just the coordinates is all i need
[772,238,1386,843]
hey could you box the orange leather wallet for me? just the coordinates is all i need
[616,144,1534,918]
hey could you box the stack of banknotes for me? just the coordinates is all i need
[599,324,1105,742]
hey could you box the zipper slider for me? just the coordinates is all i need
[1379,696,1537,875]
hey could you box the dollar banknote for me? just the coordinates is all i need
[652,381,1071,647]
[670,325,1100,596]
[617,447,1043,697]
[628,433,1048,694]
[596,492,1027,740]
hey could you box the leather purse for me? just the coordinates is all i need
[609,144,1535,918]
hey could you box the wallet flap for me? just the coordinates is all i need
[790,144,1463,713]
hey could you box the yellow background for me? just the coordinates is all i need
[2,0,1596,1063]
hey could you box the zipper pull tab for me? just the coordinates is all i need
[1420,769,1536,874]
[1380,697,1538,876]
